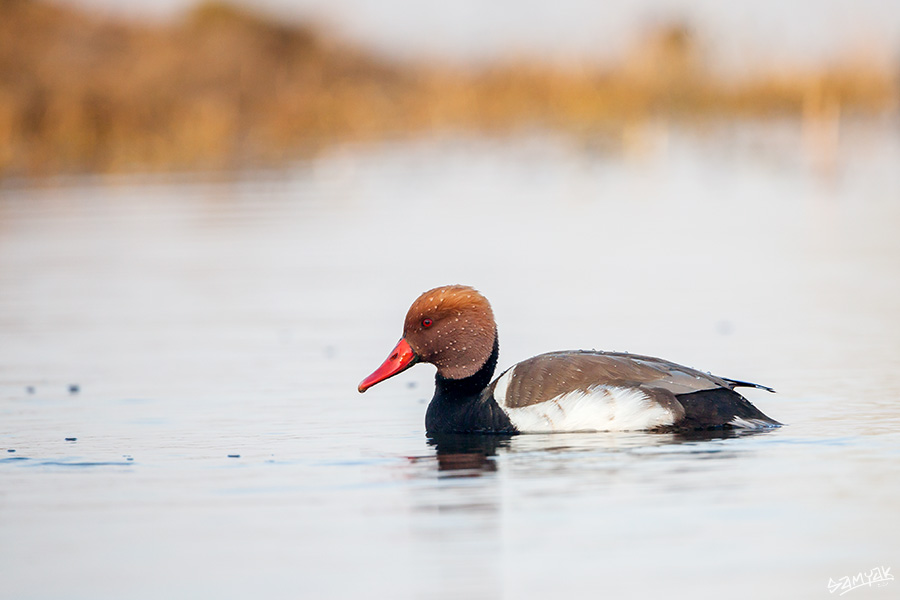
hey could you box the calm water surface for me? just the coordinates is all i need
[1,123,899,599]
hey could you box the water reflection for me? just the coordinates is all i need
[408,428,781,517]
[421,428,777,477]
[405,427,783,598]
[424,433,513,476]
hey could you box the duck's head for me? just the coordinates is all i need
[358,285,497,392]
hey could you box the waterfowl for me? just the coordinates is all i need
[359,285,780,435]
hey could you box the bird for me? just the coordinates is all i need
[358,285,780,435]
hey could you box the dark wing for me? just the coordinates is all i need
[495,350,770,409]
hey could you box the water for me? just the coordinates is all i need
[1,122,899,599]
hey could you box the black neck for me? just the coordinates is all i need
[434,335,500,401]
[426,335,516,435]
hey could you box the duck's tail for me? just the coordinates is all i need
[721,377,776,393]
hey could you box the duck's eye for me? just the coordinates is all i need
[422,318,433,328]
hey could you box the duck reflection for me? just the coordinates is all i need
[419,427,777,476]
[428,433,513,477]
[426,433,513,476]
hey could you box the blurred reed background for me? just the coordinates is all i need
[0,0,897,178]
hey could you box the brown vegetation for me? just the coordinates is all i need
[0,0,896,177]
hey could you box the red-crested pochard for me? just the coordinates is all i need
[359,285,780,435]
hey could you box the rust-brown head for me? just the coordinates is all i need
[358,285,498,392]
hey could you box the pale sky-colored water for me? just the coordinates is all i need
[60,0,900,70]
[1,121,899,598]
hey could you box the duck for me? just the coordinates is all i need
[358,285,780,435]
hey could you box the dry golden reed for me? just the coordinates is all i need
[0,0,896,177]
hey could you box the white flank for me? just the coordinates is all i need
[498,385,678,433]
